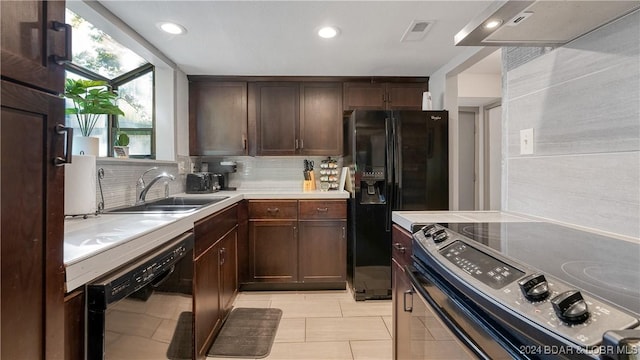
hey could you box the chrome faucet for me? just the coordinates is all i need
[136,167,175,204]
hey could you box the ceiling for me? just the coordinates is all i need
[96,1,494,77]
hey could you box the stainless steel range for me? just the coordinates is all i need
[409,222,640,359]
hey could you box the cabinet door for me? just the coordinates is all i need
[298,220,346,282]
[237,200,250,284]
[386,83,427,110]
[1,80,65,359]
[1,1,66,93]
[250,82,299,155]
[189,81,248,155]
[392,259,413,360]
[219,229,238,315]
[299,82,343,155]
[249,220,298,282]
[343,82,385,110]
[64,290,85,360]
[194,246,221,359]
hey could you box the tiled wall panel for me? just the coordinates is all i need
[504,10,640,237]
[507,153,640,237]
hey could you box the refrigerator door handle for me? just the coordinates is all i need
[384,115,394,232]
[394,117,402,210]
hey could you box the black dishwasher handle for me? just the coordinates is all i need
[150,265,175,288]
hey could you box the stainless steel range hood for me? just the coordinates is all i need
[455,1,640,46]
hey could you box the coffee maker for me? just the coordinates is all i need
[208,161,237,190]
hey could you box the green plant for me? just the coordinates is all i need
[64,79,125,136]
[115,132,130,147]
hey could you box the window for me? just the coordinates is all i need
[65,9,155,158]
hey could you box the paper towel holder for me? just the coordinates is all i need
[97,168,105,214]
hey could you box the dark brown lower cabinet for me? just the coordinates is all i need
[298,220,346,282]
[392,259,413,360]
[194,241,222,359]
[219,229,238,315]
[245,199,347,288]
[193,205,239,360]
[392,224,413,360]
[64,289,85,360]
[249,220,298,282]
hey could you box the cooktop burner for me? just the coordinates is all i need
[412,222,640,316]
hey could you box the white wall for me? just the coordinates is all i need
[155,66,175,160]
[176,70,190,157]
[458,73,501,98]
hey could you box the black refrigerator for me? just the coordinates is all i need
[345,110,448,300]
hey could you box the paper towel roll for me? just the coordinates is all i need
[64,155,97,216]
[422,91,433,111]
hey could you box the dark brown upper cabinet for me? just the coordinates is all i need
[2,1,67,358]
[189,81,248,156]
[1,1,67,94]
[299,82,343,155]
[249,81,343,156]
[249,82,299,156]
[343,81,428,111]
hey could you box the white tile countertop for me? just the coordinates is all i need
[64,189,349,292]
[392,210,535,232]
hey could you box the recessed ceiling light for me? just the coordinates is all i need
[318,26,339,39]
[159,22,187,35]
[484,19,502,30]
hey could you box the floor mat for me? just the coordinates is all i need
[207,307,282,358]
[166,311,193,360]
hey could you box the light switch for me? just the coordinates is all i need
[520,128,534,155]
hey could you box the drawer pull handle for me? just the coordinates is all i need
[403,289,413,312]
[267,207,280,213]
[316,207,329,212]
[393,243,406,253]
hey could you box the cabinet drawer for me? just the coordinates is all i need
[299,200,346,220]
[391,225,412,268]
[248,200,298,220]
[194,204,238,258]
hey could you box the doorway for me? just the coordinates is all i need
[458,108,477,210]
[452,49,503,210]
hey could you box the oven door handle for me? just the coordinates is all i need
[405,265,494,360]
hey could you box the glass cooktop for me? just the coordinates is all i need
[412,222,640,316]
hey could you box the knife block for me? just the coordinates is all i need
[303,172,316,191]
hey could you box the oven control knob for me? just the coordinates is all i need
[432,229,448,243]
[551,290,590,324]
[518,273,550,301]
[422,224,438,237]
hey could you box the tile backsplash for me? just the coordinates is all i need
[95,158,185,210]
[93,155,343,210]
[193,156,343,191]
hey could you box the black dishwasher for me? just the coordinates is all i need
[87,231,194,360]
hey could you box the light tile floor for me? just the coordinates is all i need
[208,289,393,360]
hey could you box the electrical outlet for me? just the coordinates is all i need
[520,128,534,155]
[177,159,187,174]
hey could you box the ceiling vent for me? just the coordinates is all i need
[401,20,433,42]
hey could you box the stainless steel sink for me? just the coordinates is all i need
[104,196,229,214]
